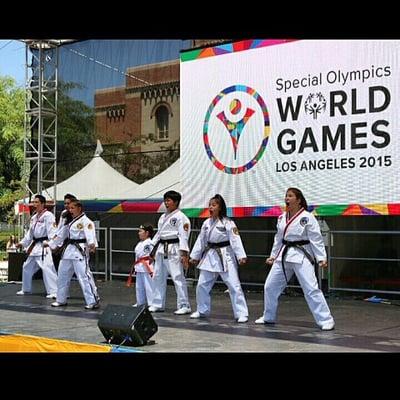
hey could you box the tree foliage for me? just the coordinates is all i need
[0,76,25,221]
[55,81,96,182]
[102,139,179,184]
[0,77,96,221]
[0,73,178,221]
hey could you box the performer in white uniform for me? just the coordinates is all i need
[189,194,249,323]
[56,194,76,232]
[46,199,100,309]
[16,195,58,298]
[53,194,76,271]
[130,224,155,307]
[148,191,191,315]
[255,188,335,330]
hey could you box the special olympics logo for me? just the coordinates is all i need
[304,92,326,120]
[203,85,270,175]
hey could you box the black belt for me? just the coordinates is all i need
[281,239,315,283]
[201,241,231,272]
[207,241,230,248]
[27,236,49,260]
[67,239,87,244]
[152,238,179,259]
[160,238,179,244]
[33,236,48,242]
[61,238,87,258]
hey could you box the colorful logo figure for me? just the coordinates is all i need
[203,85,270,175]
[217,99,255,160]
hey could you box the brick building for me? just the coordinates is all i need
[95,59,180,182]
[94,40,228,182]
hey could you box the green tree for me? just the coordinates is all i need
[102,138,179,184]
[0,77,96,221]
[55,81,96,182]
[0,76,25,221]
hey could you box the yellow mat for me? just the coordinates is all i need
[0,333,111,352]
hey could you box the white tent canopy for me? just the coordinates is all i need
[120,159,181,200]
[42,155,140,201]
[16,142,181,214]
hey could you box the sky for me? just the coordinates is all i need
[0,39,26,87]
[58,40,190,106]
[0,39,190,106]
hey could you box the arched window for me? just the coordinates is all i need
[155,105,169,140]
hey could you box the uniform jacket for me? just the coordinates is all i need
[134,238,154,273]
[151,209,190,256]
[190,217,246,272]
[56,209,70,231]
[49,213,98,260]
[270,209,326,264]
[20,210,57,256]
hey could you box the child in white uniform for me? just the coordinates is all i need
[131,224,155,307]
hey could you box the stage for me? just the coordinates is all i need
[0,277,400,352]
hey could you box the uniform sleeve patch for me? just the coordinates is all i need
[232,227,239,235]
[183,223,190,231]
[87,223,93,230]
[300,217,309,226]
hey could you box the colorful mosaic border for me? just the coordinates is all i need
[183,203,400,218]
[51,200,400,216]
[181,39,297,62]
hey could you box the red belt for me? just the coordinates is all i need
[126,256,153,287]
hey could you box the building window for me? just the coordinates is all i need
[106,106,125,121]
[155,105,169,140]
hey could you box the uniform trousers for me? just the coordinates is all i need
[56,258,99,306]
[135,272,154,306]
[262,259,334,326]
[151,252,190,310]
[22,253,58,295]
[196,267,248,318]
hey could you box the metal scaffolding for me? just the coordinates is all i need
[23,40,59,210]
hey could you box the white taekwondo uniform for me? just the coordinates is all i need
[150,209,191,311]
[48,213,99,306]
[19,209,58,295]
[57,209,69,231]
[53,209,72,297]
[262,209,334,327]
[190,217,248,319]
[133,238,154,306]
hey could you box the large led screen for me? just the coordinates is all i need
[180,40,400,217]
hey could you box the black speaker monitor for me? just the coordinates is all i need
[8,252,27,281]
[8,252,44,281]
[98,304,158,346]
